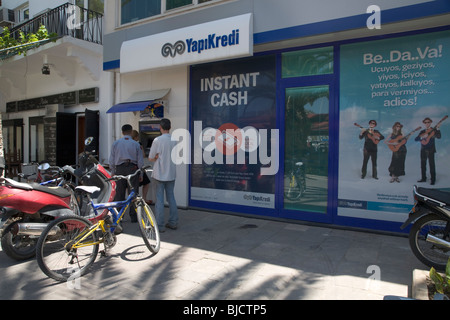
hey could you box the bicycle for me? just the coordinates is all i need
[284,161,306,200]
[35,166,160,282]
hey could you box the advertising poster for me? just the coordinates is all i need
[190,55,277,208]
[338,30,450,222]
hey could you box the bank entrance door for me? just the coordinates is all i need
[281,84,335,223]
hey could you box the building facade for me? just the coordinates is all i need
[6,0,447,233]
[0,0,109,172]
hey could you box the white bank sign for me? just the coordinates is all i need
[120,14,253,73]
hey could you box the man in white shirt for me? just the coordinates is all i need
[149,118,177,232]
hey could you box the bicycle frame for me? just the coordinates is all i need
[70,189,137,249]
[91,189,137,231]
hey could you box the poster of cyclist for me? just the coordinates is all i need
[338,30,450,223]
[190,55,277,209]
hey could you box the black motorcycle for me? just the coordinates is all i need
[401,185,450,271]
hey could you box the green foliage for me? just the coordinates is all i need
[0,25,58,57]
[429,258,450,297]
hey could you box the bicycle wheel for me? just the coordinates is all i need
[36,215,99,282]
[136,202,160,254]
[409,214,450,271]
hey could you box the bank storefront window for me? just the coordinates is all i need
[284,86,330,214]
[190,55,277,210]
[282,46,333,78]
[338,29,450,224]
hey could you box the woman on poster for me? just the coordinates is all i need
[385,122,407,183]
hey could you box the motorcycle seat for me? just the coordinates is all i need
[2,178,70,198]
[32,184,71,198]
[417,187,450,206]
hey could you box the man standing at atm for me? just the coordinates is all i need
[109,124,143,222]
[149,118,178,232]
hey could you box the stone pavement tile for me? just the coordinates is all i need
[0,208,425,300]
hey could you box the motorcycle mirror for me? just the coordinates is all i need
[38,163,50,171]
[85,137,94,146]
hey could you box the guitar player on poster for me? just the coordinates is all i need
[415,116,446,185]
[358,120,384,180]
[385,122,408,183]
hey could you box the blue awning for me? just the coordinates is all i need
[107,100,152,113]
[106,89,170,114]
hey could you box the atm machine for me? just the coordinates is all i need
[138,101,165,156]
[138,101,165,202]
[138,120,161,157]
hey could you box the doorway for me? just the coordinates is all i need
[56,109,99,166]
[2,119,23,177]
[283,85,331,220]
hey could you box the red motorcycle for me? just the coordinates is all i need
[0,137,116,260]
[0,173,76,260]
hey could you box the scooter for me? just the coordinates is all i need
[72,142,116,223]
[0,137,116,260]
[0,170,76,260]
[401,185,450,271]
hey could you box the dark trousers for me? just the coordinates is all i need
[420,149,436,182]
[361,149,378,178]
[114,162,140,220]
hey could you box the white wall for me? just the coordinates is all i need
[3,49,114,165]
[116,66,189,207]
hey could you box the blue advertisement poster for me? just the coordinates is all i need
[338,30,450,222]
[190,55,277,208]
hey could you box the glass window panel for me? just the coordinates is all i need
[282,47,333,78]
[30,117,45,163]
[89,0,104,13]
[284,85,329,214]
[121,0,161,24]
[15,125,22,158]
[166,0,192,10]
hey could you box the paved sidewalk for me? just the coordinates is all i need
[0,208,425,300]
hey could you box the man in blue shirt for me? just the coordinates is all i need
[109,124,143,222]
[149,118,177,232]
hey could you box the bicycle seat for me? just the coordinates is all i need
[76,186,101,194]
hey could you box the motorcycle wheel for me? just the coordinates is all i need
[409,214,450,271]
[1,219,37,260]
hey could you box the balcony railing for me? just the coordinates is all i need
[7,3,103,45]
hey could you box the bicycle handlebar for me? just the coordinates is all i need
[107,165,152,182]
